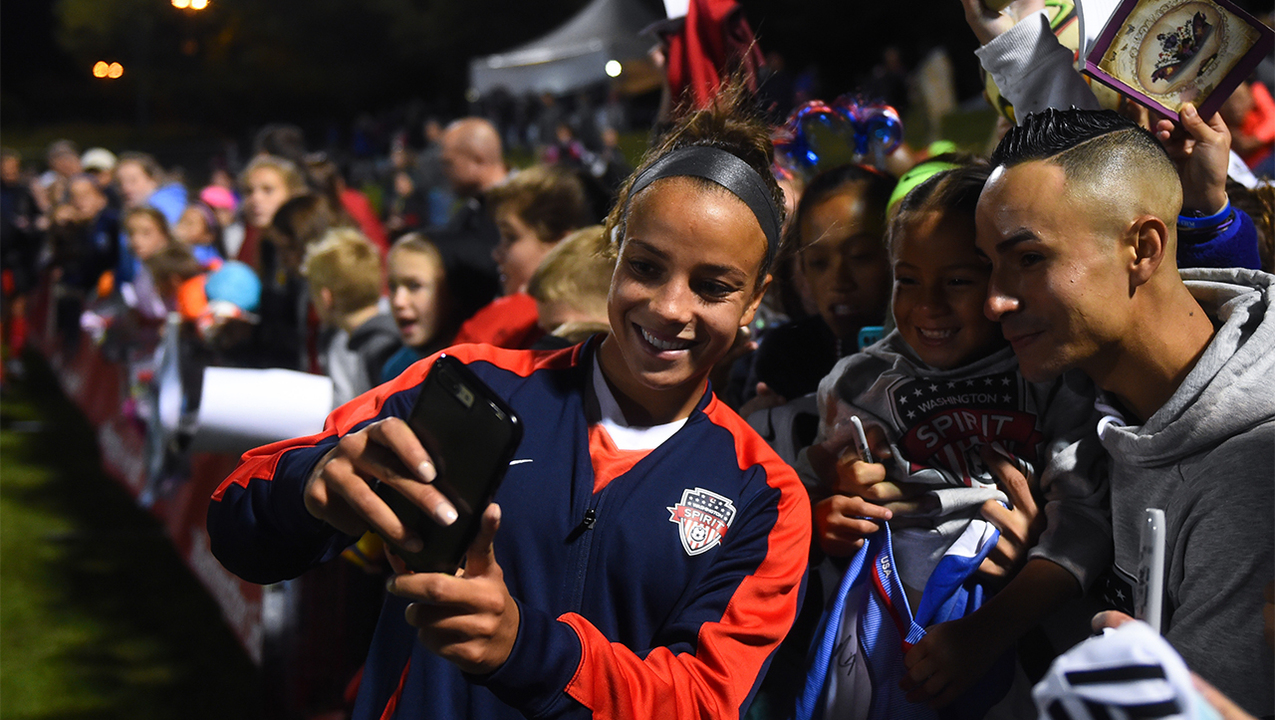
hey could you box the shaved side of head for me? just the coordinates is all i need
[991,108,1182,249]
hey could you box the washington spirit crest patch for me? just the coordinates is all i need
[668,487,737,556]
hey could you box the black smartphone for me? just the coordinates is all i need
[373,354,523,573]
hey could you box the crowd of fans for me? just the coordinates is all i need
[2,0,1274,718]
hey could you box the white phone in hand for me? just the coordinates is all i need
[1135,508,1166,633]
[849,416,873,464]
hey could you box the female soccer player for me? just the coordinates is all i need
[208,85,813,720]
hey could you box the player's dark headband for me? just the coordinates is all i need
[626,146,780,268]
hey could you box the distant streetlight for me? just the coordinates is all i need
[172,0,209,8]
[605,60,622,78]
[93,61,124,79]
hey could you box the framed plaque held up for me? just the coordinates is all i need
[1082,0,1274,119]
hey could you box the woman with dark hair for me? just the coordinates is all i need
[744,164,897,406]
[208,81,812,720]
[251,193,347,369]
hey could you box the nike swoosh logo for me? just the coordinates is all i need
[509,459,533,466]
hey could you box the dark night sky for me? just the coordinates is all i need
[3,0,1271,138]
[1,1,980,130]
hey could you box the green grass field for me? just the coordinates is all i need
[0,356,263,719]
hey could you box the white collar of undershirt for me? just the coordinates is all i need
[591,355,688,451]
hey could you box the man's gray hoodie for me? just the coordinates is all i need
[1097,267,1274,716]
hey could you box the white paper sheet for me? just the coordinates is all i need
[1078,0,1123,62]
[190,367,334,455]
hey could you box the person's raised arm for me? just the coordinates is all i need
[966,0,1103,122]
[1155,103,1262,270]
[961,0,1044,45]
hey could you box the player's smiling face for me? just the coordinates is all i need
[600,176,769,421]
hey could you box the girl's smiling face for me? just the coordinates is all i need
[892,210,1003,370]
[599,177,770,423]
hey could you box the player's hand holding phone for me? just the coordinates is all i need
[304,355,525,673]
[304,415,458,556]
[306,355,522,574]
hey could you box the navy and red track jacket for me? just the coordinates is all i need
[208,340,811,719]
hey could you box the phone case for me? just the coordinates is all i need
[1135,507,1166,632]
[374,354,523,573]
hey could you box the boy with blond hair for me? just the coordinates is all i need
[302,228,401,405]
[525,225,614,346]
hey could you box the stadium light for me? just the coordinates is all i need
[93,61,123,79]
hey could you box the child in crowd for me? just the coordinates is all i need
[301,227,401,406]
[252,193,345,371]
[124,206,175,265]
[143,242,208,323]
[745,165,895,406]
[451,164,592,349]
[61,173,119,294]
[794,163,1110,719]
[380,232,455,382]
[121,207,181,320]
[173,201,226,269]
[524,224,614,347]
[238,154,306,269]
[199,185,244,259]
[115,152,186,224]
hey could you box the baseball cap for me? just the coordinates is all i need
[81,148,118,172]
[200,185,238,212]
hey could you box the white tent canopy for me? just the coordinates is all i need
[469,0,665,97]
